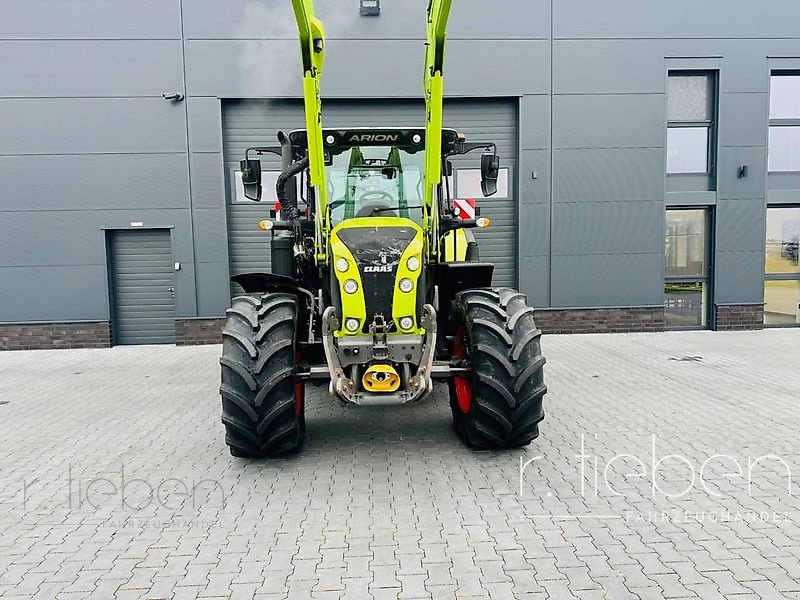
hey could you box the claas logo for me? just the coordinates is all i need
[363,265,393,273]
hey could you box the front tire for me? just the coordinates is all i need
[448,288,546,449]
[220,293,305,458]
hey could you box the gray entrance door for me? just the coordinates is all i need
[108,229,176,345]
[221,98,519,289]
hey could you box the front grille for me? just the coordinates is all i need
[337,226,416,331]
[360,270,395,330]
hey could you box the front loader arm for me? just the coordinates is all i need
[291,0,328,262]
[423,0,452,258]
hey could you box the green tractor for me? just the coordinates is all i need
[219,0,546,457]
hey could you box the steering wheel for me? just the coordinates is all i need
[355,190,396,217]
[358,190,394,204]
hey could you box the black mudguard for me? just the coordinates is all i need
[436,262,494,300]
[231,272,315,299]
[231,272,317,347]
[435,261,494,355]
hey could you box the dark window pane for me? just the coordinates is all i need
[769,75,800,119]
[667,127,709,174]
[768,126,800,172]
[764,280,800,326]
[665,209,707,277]
[665,282,707,328]
[667,74,714,121]
[766,207,800,274]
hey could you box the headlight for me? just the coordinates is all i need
[343,279,358,294]
[336,257,349,272]
[399,278,414,293]
[407,256,420,271]
[399,316,414,331]
[345,318,360,333]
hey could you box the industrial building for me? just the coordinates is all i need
[1,0,799,349]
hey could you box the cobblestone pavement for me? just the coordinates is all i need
[1,330,800,599]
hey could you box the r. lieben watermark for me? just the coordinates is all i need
[520,434,793,500]
[19,464,226,512]
[625,509,789,524]
[518,434,794,523]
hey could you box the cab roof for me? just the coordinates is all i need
[287,127,461,159]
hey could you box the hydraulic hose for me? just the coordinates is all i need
[275,157,309,223]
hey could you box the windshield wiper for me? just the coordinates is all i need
[369,205,423,216]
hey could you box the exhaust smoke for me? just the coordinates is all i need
[236,0,360,98]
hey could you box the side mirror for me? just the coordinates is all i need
[240,159,262,201]
[480,153,500,197]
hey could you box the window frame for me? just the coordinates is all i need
[666,70,718,177]
[664,207,713,330]
[768,71,800,174]
[763,204,800,327]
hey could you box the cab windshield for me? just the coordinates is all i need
[327,146,425,226]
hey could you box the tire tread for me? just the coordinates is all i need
[449,286,546,449]
[219,293,304,458]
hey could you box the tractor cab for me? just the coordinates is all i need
[327,144,424,225]
[287,127,460,227]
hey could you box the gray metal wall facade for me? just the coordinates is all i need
[2,0,800,328]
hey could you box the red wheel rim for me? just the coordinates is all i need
[294,382,304,415]
[452,326,472,414]
[294,350,304,416]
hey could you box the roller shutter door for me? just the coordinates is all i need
[221,98,518,289]
[108,229,176,345]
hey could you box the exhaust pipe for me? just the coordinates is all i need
[275,131,307,224]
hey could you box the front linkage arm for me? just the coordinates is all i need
[423,0,453,260]
[291,0,329,263]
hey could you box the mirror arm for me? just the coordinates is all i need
[245,146,283,161]
[450,141,497,158]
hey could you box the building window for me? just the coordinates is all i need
[768,73,800,172]
[666,72,717,174]
[233,170,303,205]
[664,208,710,328]
[764,206,800,326]
[455,168,509,199]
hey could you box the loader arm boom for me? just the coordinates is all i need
[423,0,452,258]
[291,0,328,262]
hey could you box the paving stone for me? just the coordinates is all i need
[0,333,798,600]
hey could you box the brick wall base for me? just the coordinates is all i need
[533,307,665,334]
[176,318,225,346]
[0,321,111,350]
[177,307,671,341]
[0,305,768,350]
[714,304,764,331]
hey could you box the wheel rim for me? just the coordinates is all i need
[452,326,472,414]
[294,382,304,416]
[294,350,304,416]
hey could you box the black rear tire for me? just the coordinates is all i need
[448,287,546,449]
[220,293,305,458]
